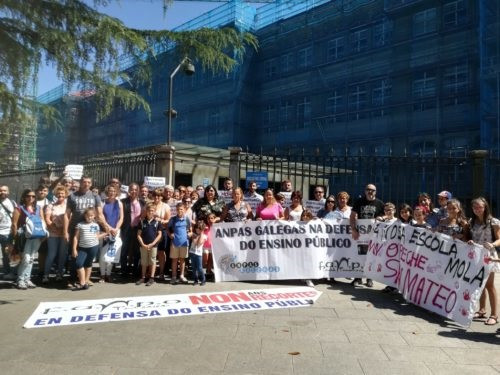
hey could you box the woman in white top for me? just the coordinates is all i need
[468,197,499,326]
[332,191,352,219]
[284,191,304,221]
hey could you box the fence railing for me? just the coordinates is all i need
[0,145,498,216]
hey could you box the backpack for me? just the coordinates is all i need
[19,206,48,239]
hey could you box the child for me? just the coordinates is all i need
[72,208,106,290]
[168,202,192,285]
[377,202,398,224]
[203,213,217,280]
[189,221,207,286]
[411,206,431,229]
[136,203,162,286]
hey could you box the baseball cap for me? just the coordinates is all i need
[437,191,452,199]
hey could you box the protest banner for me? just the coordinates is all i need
[246,171,268,189]
[212,219,373,281]
[364,222,491,326]
[219,190,233,204]
[244,196,263,214]
[144,176,165,190]
[64,164,84,180]
[24,287,321,328]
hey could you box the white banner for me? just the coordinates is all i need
[364,222,491,326]
[24,287,321,328]
[64,164,84,180]
[212,219,373,281]
[144,176,165,190]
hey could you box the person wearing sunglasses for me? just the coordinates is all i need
[12,189,48,289]
[349,183,384,288]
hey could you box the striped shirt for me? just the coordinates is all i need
[76,221,100,248]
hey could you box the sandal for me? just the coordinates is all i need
[485,316,498,326]
[87,280,94,286]
[473,311,487,320]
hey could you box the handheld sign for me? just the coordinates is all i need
[64,165,84,180]
[144,176,166,190]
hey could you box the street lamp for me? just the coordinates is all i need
[162,56,195,186]
[165,56,195,145]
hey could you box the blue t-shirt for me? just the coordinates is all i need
[168,215,190,247]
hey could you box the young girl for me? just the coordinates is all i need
[468,197,499,326]
[398,203,413,224]
[377,202,398,224]
[189,221,207,286]
[411,206,431,229]
[203,213,217,279]
[72,208,106,290]
[437,199,470,242]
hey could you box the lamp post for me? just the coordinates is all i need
[162,56,195,186]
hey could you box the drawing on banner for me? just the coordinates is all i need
[24,287,322,328]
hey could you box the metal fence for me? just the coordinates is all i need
[241,149,499,215]
[0,145,498,216]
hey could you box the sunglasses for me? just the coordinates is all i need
[366,189,376,193]
[327,200,335,203]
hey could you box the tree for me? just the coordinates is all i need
[0,0,258,130]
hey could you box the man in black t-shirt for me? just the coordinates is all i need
[349,183,384,287]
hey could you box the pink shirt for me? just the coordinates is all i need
[130,200,141,228]
[256,203,283,220]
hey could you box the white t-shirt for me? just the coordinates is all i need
[0,198,16,236]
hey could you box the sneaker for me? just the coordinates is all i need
[26,280,37,289]
[366,279,374,288]
[146,279,155,286]
[193,280,199,286]
[82,283,89,290]
[3,273,16,281]
[135,278,145,285]
[17,281,28,290]
[351,278,362,286]
[170,278,178,285]
[179,276,188,284]
[305,279,315,288]
[42,276,49,284]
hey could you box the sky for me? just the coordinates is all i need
[36,0,228,95]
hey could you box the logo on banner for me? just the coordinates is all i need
[219,255,281,274]
[318,257,362,272]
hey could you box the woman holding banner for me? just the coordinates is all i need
[191,185,225,224]
[220,188,253,222]
[255,188,284,221]
[469,197,499,326]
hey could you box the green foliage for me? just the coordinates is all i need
[0,0,258,128]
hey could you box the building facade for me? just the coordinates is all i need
[37,0,500,163]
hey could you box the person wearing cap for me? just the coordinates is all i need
[436,190,452,221]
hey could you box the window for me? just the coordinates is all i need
[326,90,344,114]
[443,0,466,28]
[413,71,436,98]
[263,104,276,126]
[327,37,344,62]
[297,97,311,128]
[443,64,468,95]
[352,29,368,53]
[413,8,437,36]
[208,109,220,129]
[264,58,277,79]
[280,100,294,124]
[281,52,294,73]
[373,20,393,47]
[372,79,392,106]
[298,47,313,68]
[349,84,367,120]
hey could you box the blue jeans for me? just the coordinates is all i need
[75,245,99,269]
[189,253,205,283]
[45,237,68,276]
[0,233,13,275]
[17,238,42,283]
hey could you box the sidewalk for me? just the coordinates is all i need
[0,275,498,375]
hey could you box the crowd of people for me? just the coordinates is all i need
[0,174,498,325]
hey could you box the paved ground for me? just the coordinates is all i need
[0,273,499,375]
